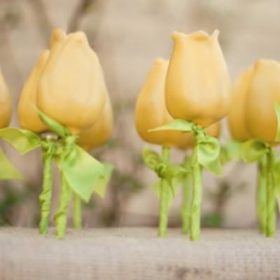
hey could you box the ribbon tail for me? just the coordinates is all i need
[0,149,22,180]
[93,163,113,198]
[0,128,41,155]
[196,135,222,175]
[59,146,112,202]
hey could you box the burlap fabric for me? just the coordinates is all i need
[0,227,279,280]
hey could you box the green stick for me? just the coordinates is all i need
[182,173,192,234]
[266,152,276,237]
[73,194,82,229]
[158,146,170,237]
[190,147,202,241]
[54,174,71,239]
[39,153,53,234]
[257,158,267,235]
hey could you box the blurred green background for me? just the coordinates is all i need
[0,0,279,229]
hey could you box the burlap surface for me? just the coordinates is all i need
[0,227,279,280]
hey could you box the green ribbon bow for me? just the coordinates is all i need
[143,146,188,237]
[149,119,223,240]
[150,119,222,175]
[143,147,187,203]
[0,111,113,238]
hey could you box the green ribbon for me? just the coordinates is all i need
[0,149,22,180]
[0,112,113,238]
[0,128,42,154]
[142,147,187,236]
[143,147,186,201]
[149,119,222,240]
[0,128,30,210]
[37,111,113,202]
[150,119,222,175]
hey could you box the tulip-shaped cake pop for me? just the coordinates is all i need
[135,58,198,236]
[0,28,112,238]
[37,31,106,134]
[232,60,280,237]
[150,30,231,240]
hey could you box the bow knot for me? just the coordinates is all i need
[0,111,113,203]
[154,162,167,178]
[149,119,222,175]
